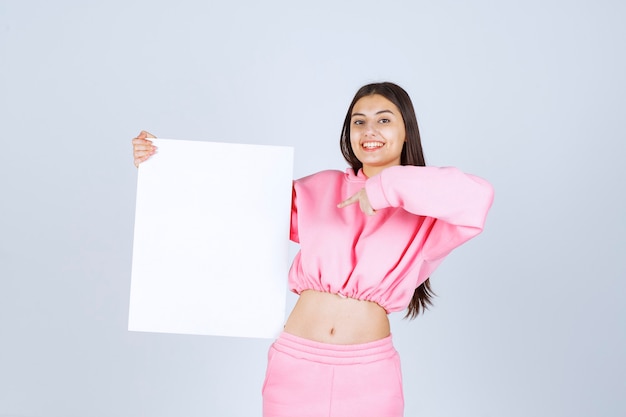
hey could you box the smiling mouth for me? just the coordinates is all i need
[362,141,384,149]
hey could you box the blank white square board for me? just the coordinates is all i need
[129,138,294,339]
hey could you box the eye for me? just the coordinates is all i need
[379,118,390,124]
[353,120,364,126]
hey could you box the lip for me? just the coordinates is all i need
[360,140,385,151]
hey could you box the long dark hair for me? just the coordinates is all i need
[340,82,435,319]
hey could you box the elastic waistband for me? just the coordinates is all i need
[272,332,396,365]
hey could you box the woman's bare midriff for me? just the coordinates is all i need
[283,290,390,345]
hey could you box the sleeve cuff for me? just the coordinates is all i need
[365,172,391,210]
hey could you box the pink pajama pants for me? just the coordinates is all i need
[262,332,404,417]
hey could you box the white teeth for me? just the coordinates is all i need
[362,141,383,149]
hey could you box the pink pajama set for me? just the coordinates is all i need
[263,166,494,417]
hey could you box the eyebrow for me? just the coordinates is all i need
[351,110,395,118]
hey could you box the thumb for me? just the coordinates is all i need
[137,130,156,139]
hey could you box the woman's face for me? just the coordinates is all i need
[349,94,406,178]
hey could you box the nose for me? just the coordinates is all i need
[364,121,377,136]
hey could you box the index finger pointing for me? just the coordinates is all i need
[337,194,358,208]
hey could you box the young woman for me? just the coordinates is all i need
[132,82,494,417]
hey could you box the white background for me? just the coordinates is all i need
[1,0,624,416]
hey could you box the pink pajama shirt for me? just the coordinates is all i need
[288,165,494,313]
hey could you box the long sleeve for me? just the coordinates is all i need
[289,182,300,243]
[365,165,494,261]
